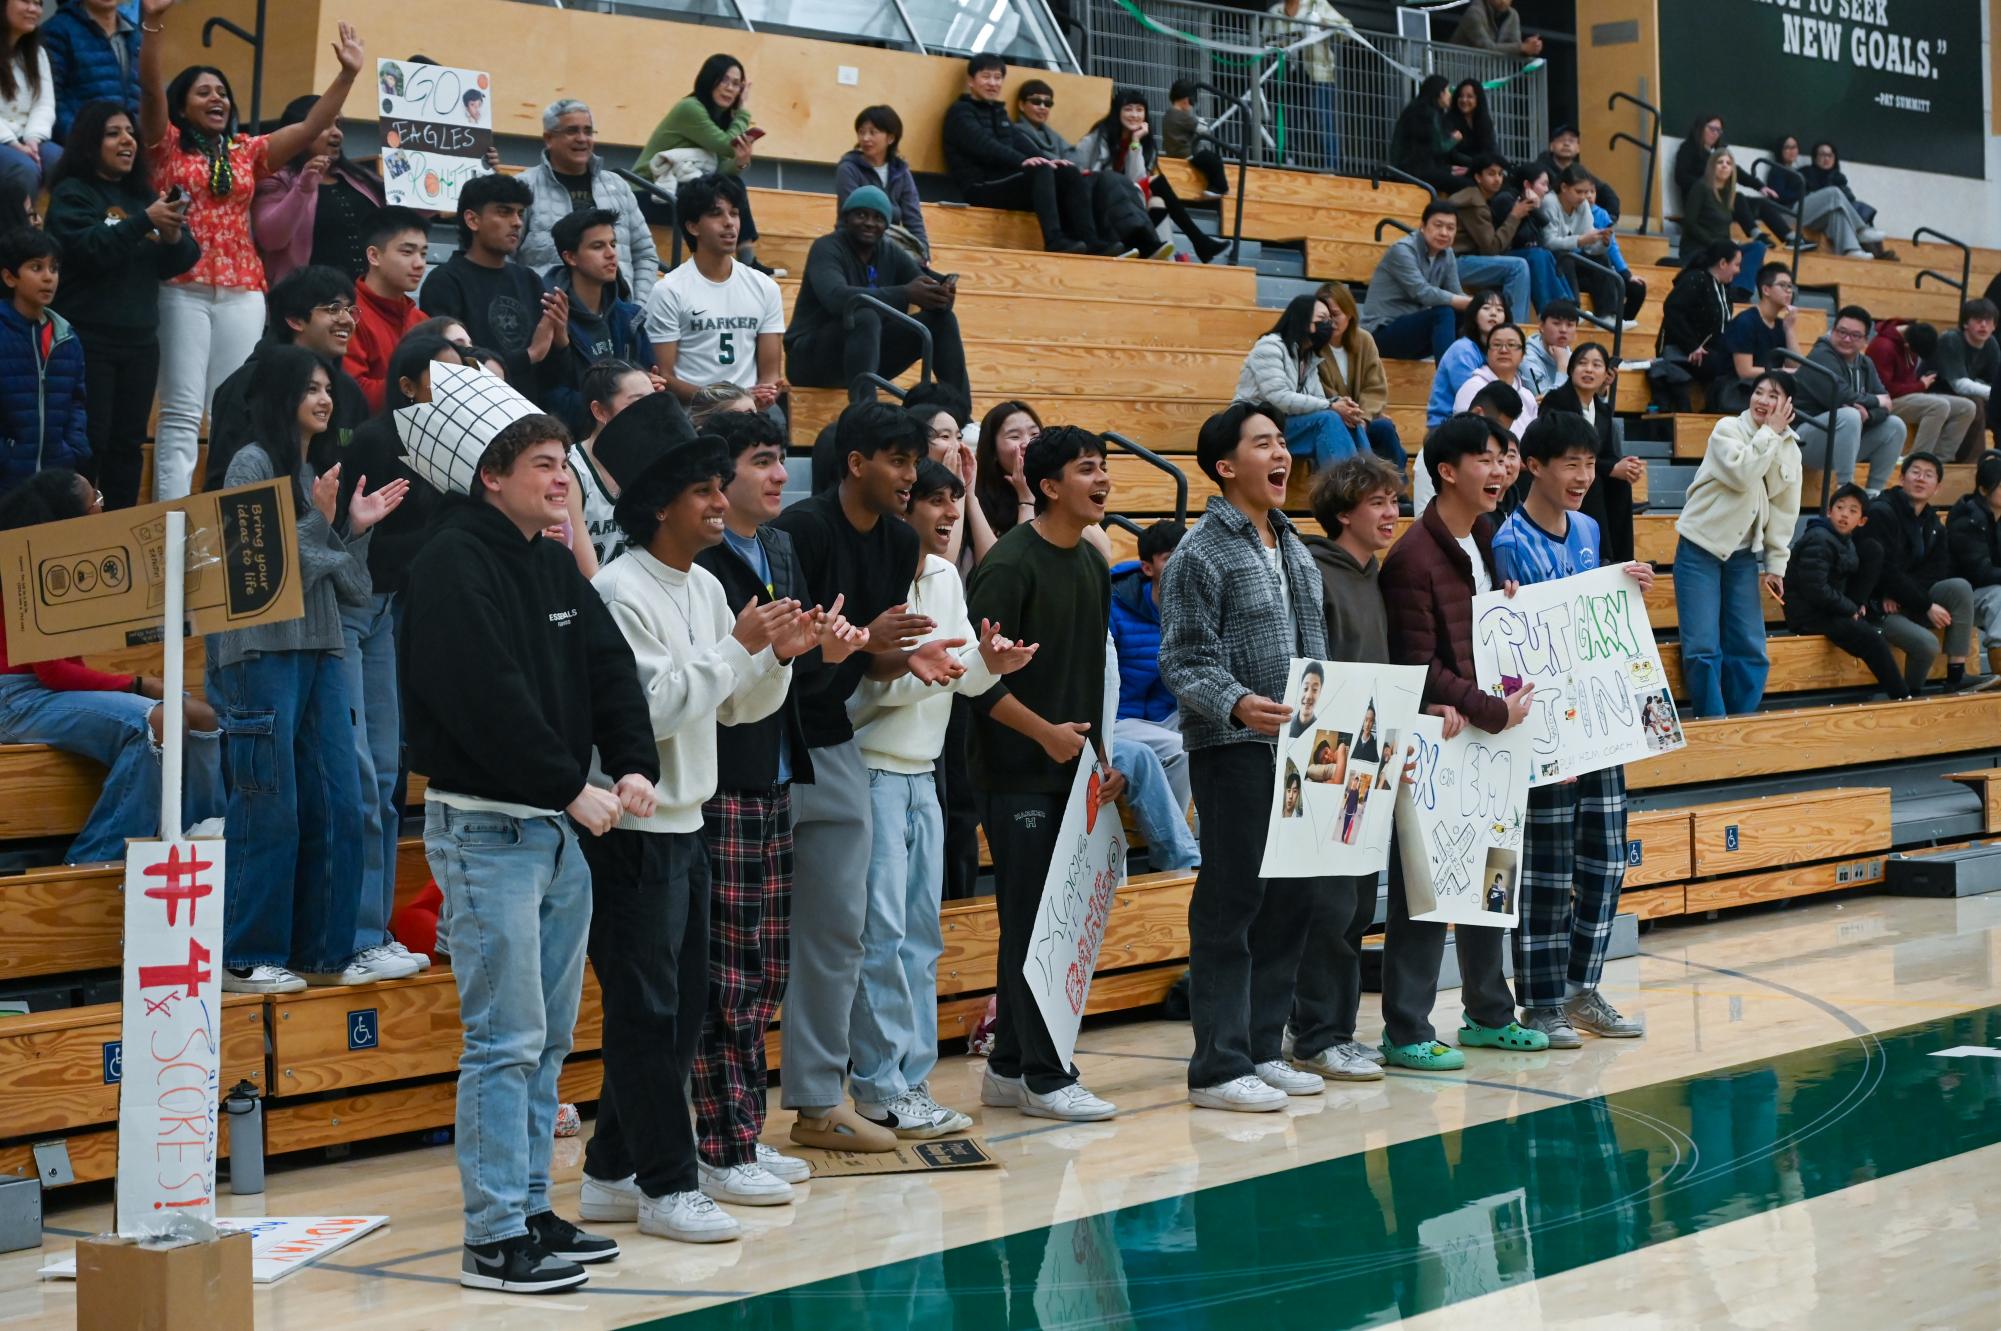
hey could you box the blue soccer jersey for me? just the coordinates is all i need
[1492,506,1601,586]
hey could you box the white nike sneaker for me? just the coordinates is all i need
[639,1190,740,1244]
[698,1161,793,1207]
[579,1172,641,1223]
[1254,1059,1325,1095]
[1189,1074,1288,1113]
[755,1142,812,1184]
[1023,1083,1118,1122]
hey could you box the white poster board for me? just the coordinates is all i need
[377,59,493,210]
[1471,564,1682,787]
[116,838,226,1235]
[1260,658,1426,878]
[1025,639,1127,1069]
[43,1215,389,1284]
[1394,714,1531,926]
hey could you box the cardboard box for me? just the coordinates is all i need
[75,1229,253,1331]
[0,481,303,666]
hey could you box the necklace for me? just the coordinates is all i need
[659,571,697,645]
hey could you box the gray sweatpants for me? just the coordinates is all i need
[1883,577,1978,689]
[779,738,872,1110]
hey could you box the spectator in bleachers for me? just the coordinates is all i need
[1452,321,1536,424]
[1427,289,1507,426]
[1314,281,1404,473]
[0,230,88,496]
[564,359,655,575]
[1680,150,1767,297]
[0,2,55,193]
[517,99,659,293]
[1761,135,1882,260]
[1075,89,1230,262]
[1802,142,1883,243]
[1673,115,1797,245]
[971,397,1042,546]
[1784,483,1910,699]
[634,53,773,275]
[206,265,367,489]
[45,98,196,510]
[0,467,223,862]
[541,206,652,439]
[1110,518,1193,853]
[1445,80,1495,166]
[422,173,568,388]
[646,174,784,409]
[1012,78,1161,258]
[1583,176,1643,304]
[907,400,980,565]
[1654,240,1741,412]
[1936,299,2000,452]
[1162,80,1229,198]
[784,185,972,404]
[944,58,1099,256]
[1236,292,1353,469]
[1361,201,1470,362]
[1266,0,1344,172]
[1796,305,1907,491]
[1869,319,1978,464]
[344,206,428,413]
[1388,76,1462,198]
[44,0,138,146]
[689,380,754,427]
[1519,297,1578,399]
[1721,261,1799,413]
[254,95,387,285]
[1863,452,1997,693]
[1541,166,1642,327]
[835,105,928,261]
[140,8,365,500]
[1450,0,1543,57]
[1946,452,2001,661]
[1543,341,1640,563]
[1673,371,1802,717]
[1532,124,1622,222]
[1448,154,1536,321]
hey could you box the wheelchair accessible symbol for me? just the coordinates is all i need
[348,1008,379,1051]
[102,1041,122,1084]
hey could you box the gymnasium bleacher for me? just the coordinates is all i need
[8,0,2001,1197]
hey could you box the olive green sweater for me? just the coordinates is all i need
[634,97,752,179]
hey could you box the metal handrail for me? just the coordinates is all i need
[1563,250,1629,363]
[203,1,268,129]
[1187,79,1255,266]
[1606,90,1660,235]
[1771,349,1844,516]
[1750,158,1808,274]
[1912,226,1972,303]
[1373,218,1413,242]
[1103,512,1147,541]
[613,168,683,269]
[849,373,906,404]
[843,294,932,403]
[1103,430,1188,527]
[1373,162,1437,201]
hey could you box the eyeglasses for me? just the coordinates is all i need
[1023,96,1054,108]
[316,301,358,320]
[1831,325,1866,339]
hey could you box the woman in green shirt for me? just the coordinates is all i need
[635,53,772,273]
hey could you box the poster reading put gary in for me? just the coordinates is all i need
[378,59,493,210]
[1260,658,1426,878]
[1394,713,1532,927]
[1472,564,1682,787]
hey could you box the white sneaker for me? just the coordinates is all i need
[754,1142,812,1184]
[300,947,419,986]
[1859,226,1886,245]
[1189,1074,1288,1113]
[1255,1059,1324,1095]
[909,1084,974,1134]
[698,1161,793,1207]
[860,1089,971,1139]
[221,963,306,994]
[384,939,431,973]
[1023,1083,1118,1122]
[579,1172,641,1223]
[1288,1045,1386,1082]
[980,1068,1028,1108]
[1844,249,1875,260]
[1338,1039,1388,1066]
[355,943,423,979]
[639,1190,740,1244]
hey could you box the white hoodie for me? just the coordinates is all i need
[848,555,999,774]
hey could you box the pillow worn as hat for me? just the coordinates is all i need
[394,361,542,495]
[842,184,895,223]
[591,390,720,496]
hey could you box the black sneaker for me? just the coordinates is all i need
[524,1210,621,1264]
[459,1234,588,1293]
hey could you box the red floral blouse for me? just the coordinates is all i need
[151,124,274,292]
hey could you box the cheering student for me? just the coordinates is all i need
[396,364,658,1295]
[343,205,430,412]
[1490,413,1650,1047]
[967,425,1124,1122]
[420,172,568,388]
[1377,415,1543,1071]
[1158,402,1333,1113]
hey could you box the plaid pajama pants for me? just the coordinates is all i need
[1513,766,1627,1010]
[692,786,793,1168]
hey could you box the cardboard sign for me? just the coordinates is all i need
[115,839,226,1235]
[1024,638,1127,1069]
[1260,658,1427,878]
[377,59,494,209]
[0,482,302,666]
[1394,714,1532,926]
[1471,565,1683,786]
[47,1215,389,1284]
[72,1230,251,1330]
[793,1139,999,1178]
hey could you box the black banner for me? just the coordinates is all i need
[1660,0,1984,179]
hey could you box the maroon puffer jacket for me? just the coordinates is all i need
[1380,504,1511,734]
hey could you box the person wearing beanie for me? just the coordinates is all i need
[783,184,971,404]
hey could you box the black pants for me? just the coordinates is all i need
[1148,173,1223,257]
[1288,871,1374,1059]
[937,697,980,902]
[84,336,160,510]
[1733,191,1794,241]
[1801,613,1911,698]
[784,303,971,401]
[1559,254,1646,323]
[1183,146,1230,195]
[1091,171,1155,252]
[1186,742,1318,1088]
[965,166,1100,248]
[1380,829,1515,1046]
[581,826,709,1197]
[977,789,1075,1093]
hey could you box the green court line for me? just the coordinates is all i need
[626,1004,2001,1329]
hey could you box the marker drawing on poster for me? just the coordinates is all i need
[1394,713,1532,927]
[378,59,494,209]
[1260,658,1426,878]
[1471,564,1682,787]
[43,1215,390,1283]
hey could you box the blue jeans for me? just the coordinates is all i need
[1113,735,1200,870]
[340,592,401,952]
[1307,81,1338,172]
[1456,254,1532,323]
[1362,416,1407,474]
[1673,539,1769,718]
[1370,307,1457,361]
[1515,247,1575,313]
[425,802,591,1245]
[1284,409,1360,469]
[215,649,363,971]
[0,674,224,862]
[850,768,945,1106]
[0,140,60,194]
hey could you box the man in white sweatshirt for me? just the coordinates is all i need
[846,459,1039,1136]
[569,394,828,1244]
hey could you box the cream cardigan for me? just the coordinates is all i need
[1673,410,1803,576]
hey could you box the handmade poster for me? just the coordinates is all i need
[44,1215,389,1283]
[1025,638,1126,1068]
[1471,564,1682,787]
[1259,658,1426,878]
[378,59,493,209]
[115,839,226,1235]
[1395,714,1531,927]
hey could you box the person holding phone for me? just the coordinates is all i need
[634,53,775,275]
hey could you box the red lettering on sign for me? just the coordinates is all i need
[140,845,216,925]
[137,937,212,997]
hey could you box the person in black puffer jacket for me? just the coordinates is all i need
[1862,454,1996,692]
[1945,451,2001,657]
[941,54,1101,255]
[1784,484,1910,698]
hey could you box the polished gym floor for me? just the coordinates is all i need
[5,891,1999,1330]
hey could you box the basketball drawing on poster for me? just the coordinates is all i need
[1260,658,1425,878]
[378,59,494,210]
[1471,564,1681,787]
[1394,712,1532,927]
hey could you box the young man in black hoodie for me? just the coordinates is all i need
[1947,451,2001,656]
[421,172,571,387]
[397,363,659,1294]
[941,53,1102,255]
[1862,451,1998,693]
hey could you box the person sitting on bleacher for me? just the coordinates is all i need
[1539,166,1642,329]
[1868,319,1979,465]
[1388,76,1462,199]
[1074,89,1229,263]
[633,53,774,276]
[539,207,653,441]
[1768,135,1882,261]
[1784,483,1911,700]
[1237,292,1357,469]
[944,58,1102,257]
[1945,452,2001,664]
[645,173,784,411]
[1674,115,1797,247]
[1447,154,1539,323]
[1519,297,1578,399]
[1531,124,1621,223]
[1654,241,1741,413]
[1012,80,1162,259]
[1720,261,1799,414]
[516,99,659,293]
[1314,282,1405,474]
[1936,299,2000,453]
[1445,80,1495,167]
[1360,201,1470,362]
[835,105,928,261]
[1452,321,1536,427]
[1862,451,1998,693]
[1680,149,1767,298]
[1796,305,1907,492]
[1427,287,1508,427]
[1450,0,1543,58]
[0,468,224,863]
[1162,80,1229,198]
[1802,142,1884,254]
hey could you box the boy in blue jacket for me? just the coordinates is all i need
[1109,519,1200,870]
[542,207,652,438]
[0,229,89,496]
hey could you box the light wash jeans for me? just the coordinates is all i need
[1113,735,1201,870]
[850,768,945,1107]
[341,592,402,953]
[1672,539,1769,718]
[424,802,591,1246]
[154,282,265,500]
[0,674,224,862]
[1457,253,1532,324]
[1972,583,2001,653]
[1284,409,1361,469]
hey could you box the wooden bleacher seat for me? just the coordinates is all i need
[1942,768,2001,834]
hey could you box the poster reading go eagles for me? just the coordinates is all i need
[1259,658,1425,879]
[377,59,494,209]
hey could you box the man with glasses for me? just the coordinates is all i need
[1796,304,1907,491]
[1722,262,1801,413]
[943,54,1105,256]
[518,99,660,292]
